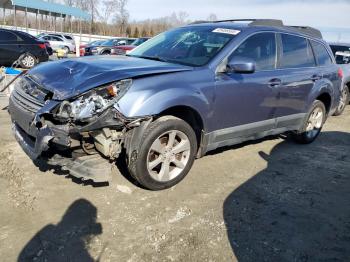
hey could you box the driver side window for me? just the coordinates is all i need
[230,33,277,71]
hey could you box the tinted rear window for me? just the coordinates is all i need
[279,34,315,69]
[311,41,333,66]
[0,31,18,41]
[330,45,350,56]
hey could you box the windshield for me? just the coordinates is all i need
[128,27,236,66]
[90,40,104,46]
[132,38,149,46]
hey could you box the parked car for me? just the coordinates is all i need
[329,43,350,115]
[85,38,135,56]
[37,33,75,44]
[0,28,49,68]
[9,19,342,190]
[44,41,53,56]
[38,35,76,53]
[81,39,105,56]
[111,37,150,55]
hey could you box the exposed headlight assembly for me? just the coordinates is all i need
[58,79,132,121]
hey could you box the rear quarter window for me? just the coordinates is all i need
[279,34,316,69]
[311,41,333,66]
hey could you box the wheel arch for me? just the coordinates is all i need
[159,105,205,151]
[316,92,332,114]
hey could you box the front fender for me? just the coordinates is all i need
[115,87,212,130]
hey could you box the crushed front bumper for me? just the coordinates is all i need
[12,123,53,160]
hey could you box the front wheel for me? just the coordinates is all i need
[292,100,326,144]
[127,116,197,190]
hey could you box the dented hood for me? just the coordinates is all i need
[28,56,192,100]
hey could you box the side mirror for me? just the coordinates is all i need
[227,57,256,74]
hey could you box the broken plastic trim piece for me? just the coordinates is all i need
[47,154,113,183]
[12,123,53,160]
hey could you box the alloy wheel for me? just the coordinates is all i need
[337,88,348,113]
[147,130,191,182]
[305,106,324,139]
[22,55,35,68]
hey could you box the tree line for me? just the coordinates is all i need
[1,0,218,37]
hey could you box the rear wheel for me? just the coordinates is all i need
[127,116,197,190]
[333,86,349,116]
[63,46,70,53]
[293,100,326,144]
[19,53,37,68]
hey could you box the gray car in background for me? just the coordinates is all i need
[330,43,350,115]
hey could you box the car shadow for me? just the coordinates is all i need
[18,199,103,262]
[223,131,350,261]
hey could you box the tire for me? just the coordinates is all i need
[292,100,326,144]
[333,86,349,116]
[102,50,111,55]
[19,53,37,69]
[63,46,70,53]
[127,116,197,190]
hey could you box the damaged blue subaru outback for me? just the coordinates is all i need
[9,19,342,190]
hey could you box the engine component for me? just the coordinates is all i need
[91,128,123,159]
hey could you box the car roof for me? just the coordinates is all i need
[0,28,38,40]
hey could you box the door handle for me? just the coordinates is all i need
[268,78,282,88]
[311,75,322,81]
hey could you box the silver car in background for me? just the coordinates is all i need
[38,34,76,53]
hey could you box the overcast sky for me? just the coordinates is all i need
[127,0,350,41]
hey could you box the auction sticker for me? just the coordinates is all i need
[212,28,241,35]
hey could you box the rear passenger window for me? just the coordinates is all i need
[230,33,277,71]
[0,31,18,41]
[311,41,333,66]
[279,34,315,68]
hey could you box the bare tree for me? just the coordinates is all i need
[177,11,189,25]
[207,13,218,21]
[111,0,129,36]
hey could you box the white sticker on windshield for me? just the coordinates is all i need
[212,28,241,35]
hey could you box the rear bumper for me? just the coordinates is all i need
[38,53,49,62]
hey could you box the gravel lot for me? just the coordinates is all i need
[0,95,349,262]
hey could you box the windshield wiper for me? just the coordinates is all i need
[128,55,169,62]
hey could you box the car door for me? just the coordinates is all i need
[49,36,64,50]
[0,30,21,65]
[213,32,280,140]
[273,33,318,129]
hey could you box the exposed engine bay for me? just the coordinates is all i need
[9,75,152,183]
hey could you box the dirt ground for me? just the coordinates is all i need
[0,95,350,262]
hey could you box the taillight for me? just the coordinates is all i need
[38,43,46,49]
[338,68,344,79]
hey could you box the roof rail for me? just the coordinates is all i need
[189,19,284,27]
[188,19,323,39]
[288,26,323,39]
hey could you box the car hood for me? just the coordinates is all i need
[27,56,192,100]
